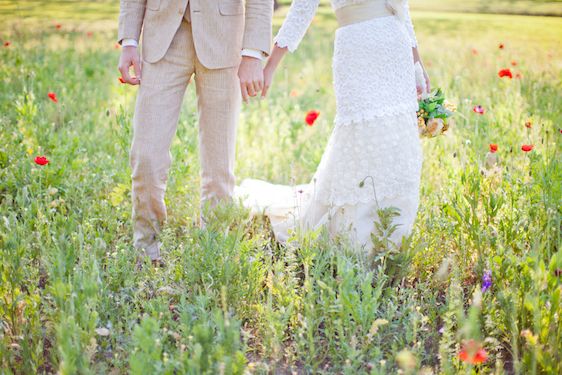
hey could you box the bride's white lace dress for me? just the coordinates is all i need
[236,0,423,250]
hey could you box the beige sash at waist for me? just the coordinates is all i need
[335,1,396,28]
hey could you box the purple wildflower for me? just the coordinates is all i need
[482,270,492,293]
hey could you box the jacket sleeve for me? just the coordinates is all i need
[274,0,320,53]
[117,0,147,44]
[244,0,274,56]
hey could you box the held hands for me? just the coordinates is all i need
[238,45,287,101]
[238,56,265,102]
[238,62,275,100]
[118,46,142,85]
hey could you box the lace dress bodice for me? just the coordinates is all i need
[275,0,417,52]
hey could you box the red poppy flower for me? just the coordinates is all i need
[458,340,488,365]
[489,144,498,153]
[499,43,505,49]
[498,69,513,79]
[34,156,49,166]
[471,48,478,55]
[118,77,126,84]
[55,23,62,30]
[305,110,320,126]
[86,31,93,38]
[48,92,58,103]
[459,349,488,365]
[511,61,518,66]
[521,144,534,152]
[525,120,532,129]
[473,105,485,115]
[515,73,522,79]
[3,41,10,47]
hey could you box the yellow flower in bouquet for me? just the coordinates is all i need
[417,89,455,138]
[426,118,445,137]
[444,100,457,113]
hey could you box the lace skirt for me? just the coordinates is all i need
[235,16,423,251]
[237,111,422,250]
[333,15,418,125]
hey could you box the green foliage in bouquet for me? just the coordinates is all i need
[419,89,453,120]
[417,88,456,138]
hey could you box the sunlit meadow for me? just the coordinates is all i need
[0,0,561,373]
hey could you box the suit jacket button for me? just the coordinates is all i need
[179,8,183,14]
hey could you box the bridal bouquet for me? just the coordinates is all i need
[417,88,456,138]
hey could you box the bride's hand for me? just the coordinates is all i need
[415,62,431,96]
[262,64,275,97]
[421,64,431,94]
[413,47,430,95]
[261,44,289,98]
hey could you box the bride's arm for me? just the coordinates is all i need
[274,0,320,52]
[401,0,417,48]
[402,0,430,92]
[413,47,430,93]
[261,0,320,97]
[262,45,287,97]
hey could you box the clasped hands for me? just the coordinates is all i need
[237,56,274,102]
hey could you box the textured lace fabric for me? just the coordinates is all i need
[333,16,418,125]
[274,0,321,53]
[235,111,423,249]
[236,0,424,251]
[310,111,422,207]
[275,0,417,53]
[275,0,419,125]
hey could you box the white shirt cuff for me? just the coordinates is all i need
[122,39,138,48]
[241,48,265,60]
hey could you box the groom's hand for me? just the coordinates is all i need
[118,46,141,85]
[238,56,264,103]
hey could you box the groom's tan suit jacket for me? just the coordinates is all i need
[118,0,273,260]
[118,0,272,68]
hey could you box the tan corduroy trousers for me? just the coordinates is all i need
[130,19,241,260]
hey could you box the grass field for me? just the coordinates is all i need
[411,0,562,17]
[1,1,561,374]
